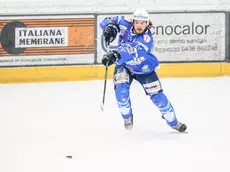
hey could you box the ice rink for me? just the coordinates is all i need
[0,76,230,172]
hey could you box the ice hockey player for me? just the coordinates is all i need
[100,8,187,132]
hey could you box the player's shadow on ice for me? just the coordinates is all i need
[169,131,188,134]
[126,129,189,141]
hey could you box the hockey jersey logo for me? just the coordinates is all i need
[143,34,150,43]
[135,41,149,51]
[126,56,146,66]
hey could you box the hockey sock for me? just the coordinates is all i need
[151,92,178,127]
[115,83,132,119]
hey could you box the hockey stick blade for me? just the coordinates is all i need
[100,103,104,112]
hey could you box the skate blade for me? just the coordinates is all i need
[124,124,133,130]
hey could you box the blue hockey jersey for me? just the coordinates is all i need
[100,16,159,74]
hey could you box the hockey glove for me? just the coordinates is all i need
[103,23,119,45]
[102,50,121,66]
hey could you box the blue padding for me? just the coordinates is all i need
[150,92,168,108]
[115,83,130,103]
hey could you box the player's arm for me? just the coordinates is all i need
[144,30,154,53]
[138,33,159,70]
[99,16,130,45]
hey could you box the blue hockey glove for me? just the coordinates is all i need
[102,50,121,66]
[103,23,119,45]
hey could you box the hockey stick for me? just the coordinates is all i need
[100,42,110,112]
[100,61,109,112]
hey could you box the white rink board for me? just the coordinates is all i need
[0,54,94,67]
[97,13,225,62]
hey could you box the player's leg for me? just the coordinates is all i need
[135,71,187,132]
[114,65,134,130]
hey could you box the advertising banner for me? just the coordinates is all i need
[0,15,95,66]
[97,13,225,62]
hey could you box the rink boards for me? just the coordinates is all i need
[0,12,229,83]
[0,63,230,83]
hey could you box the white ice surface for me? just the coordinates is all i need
[0,77,230,172]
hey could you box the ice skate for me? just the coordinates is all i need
[124,115,133,130]
[171,122,187,132]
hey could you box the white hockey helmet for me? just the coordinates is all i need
[132,8,150,24]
